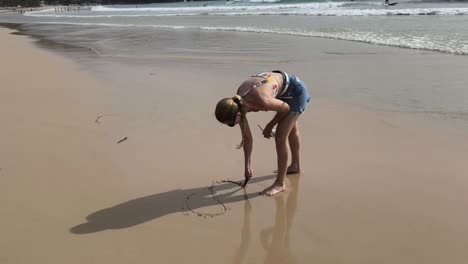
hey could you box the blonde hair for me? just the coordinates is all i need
[215,95,242,124]
[215,95,245,149]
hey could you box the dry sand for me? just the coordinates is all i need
[1,27,468,264]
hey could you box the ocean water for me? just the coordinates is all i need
[1,0,468,129]
[13,0,468,55]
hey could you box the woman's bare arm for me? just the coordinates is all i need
[261,111,289,138]
[259,97,290,112]
[269,112,289,127]
[253,86,290,112]
[239,115,253,179]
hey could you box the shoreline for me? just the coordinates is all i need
[1,24,468,264]
[2,22,466,131]
[0,22,100,56]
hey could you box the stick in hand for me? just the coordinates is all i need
[257,124,276,137]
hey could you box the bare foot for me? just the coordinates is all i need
[260,183,286,196]
[274,165,300,175]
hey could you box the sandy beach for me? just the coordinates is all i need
[1,25,468,264]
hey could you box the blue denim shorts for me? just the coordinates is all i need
[277,73,311,115]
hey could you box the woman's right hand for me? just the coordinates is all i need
[263,123,275,139]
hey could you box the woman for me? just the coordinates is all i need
[215,70,310,196]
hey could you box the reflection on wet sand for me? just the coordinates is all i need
[233,176,300,264]
[232,191,252,264]
[261,175,299,264]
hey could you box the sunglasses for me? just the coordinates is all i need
[227,114,238,127]
[227,119,236,127]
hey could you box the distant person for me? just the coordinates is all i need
[215,71,310,196]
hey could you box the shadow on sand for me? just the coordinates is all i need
[70,175,275,234]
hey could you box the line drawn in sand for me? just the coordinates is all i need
[94,114,120,124]
[70,175,272,234]
[183,180,244,218]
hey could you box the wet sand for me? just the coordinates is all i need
[1,26,468,264]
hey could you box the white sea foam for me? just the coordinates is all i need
[25,3,468,17]
[90,2,347,13]
[248,0,282,3]
[32,21,468,55]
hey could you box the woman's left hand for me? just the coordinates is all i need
[243,167,253,188]
[245,167,252,179]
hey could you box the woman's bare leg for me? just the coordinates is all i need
[272,120,301,174]
[287,120,301,173]
[261,114,299,196]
